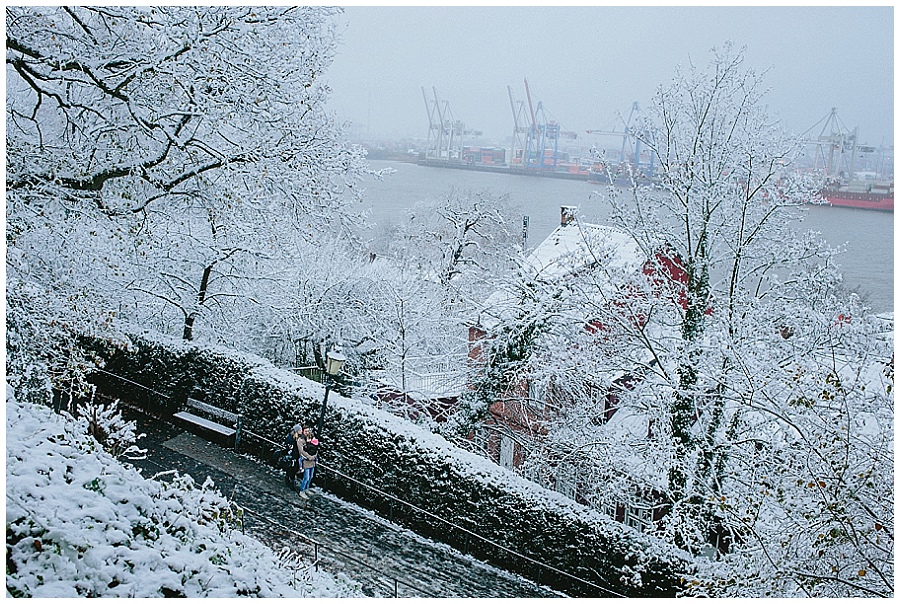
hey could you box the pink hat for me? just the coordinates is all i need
[310,438,319,445]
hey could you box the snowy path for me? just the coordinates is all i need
[126,411,560,598]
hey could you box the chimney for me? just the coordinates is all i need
[560,205,577,227]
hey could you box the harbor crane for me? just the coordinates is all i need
[800,108,860,179]
[587,101,654,177]
[507,78,577,171]
[587,101,640,163]
[507,85,530,166]
[586,101,655,177]
[797,108,893,181]
[422,87,480,160]
[422,87,452,160]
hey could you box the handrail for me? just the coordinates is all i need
[238,505,437,597]
[93,368,623,597]
[91,367,174,401]
[136,454,435,597]
[321,463,619,596]
[247,429,620,597]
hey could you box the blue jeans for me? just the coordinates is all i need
[299,466,315,491]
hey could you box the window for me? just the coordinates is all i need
[555,463,578,499]
[527,379,545,411]
[499,434,515,469]
[585,381,607,423]
[624,504,653,533]
[586,382,604,406]
[472,427,489,457]
[599,499,618,521]
[524,462,542,485]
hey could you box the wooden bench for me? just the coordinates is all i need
[173,397,243,450]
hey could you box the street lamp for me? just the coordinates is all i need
[315,346,346,437]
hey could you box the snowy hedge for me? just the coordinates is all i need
[84,331,692,596]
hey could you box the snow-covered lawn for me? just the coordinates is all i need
[5,385,364,598]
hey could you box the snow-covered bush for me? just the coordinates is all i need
[81,330,691,597]
[70,387,146,460]
[6,384,363,598]
[5,274,112,410]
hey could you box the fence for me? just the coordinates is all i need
[291,366,324,384]
[368,354,469,400]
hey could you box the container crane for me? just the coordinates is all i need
[507,85,531,166]
[422,87,479,160]
[799,108,859,180]
[586,101,655,177]
[587,102,638,164]
[422,86,451,159]
[520,78,567,171]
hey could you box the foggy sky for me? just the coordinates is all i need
[325,6,893,147]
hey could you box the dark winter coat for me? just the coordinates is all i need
[285,435,303,475]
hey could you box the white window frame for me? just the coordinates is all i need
[524,462,542,485]
[624,503,653,533]
[499,434,515,469]
[586,381,604,407]
[526,379,545,411]
[473,426,488,453]
[599,499,618,520]
[555,463,578,499]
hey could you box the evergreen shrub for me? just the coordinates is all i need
[83,331,691,597]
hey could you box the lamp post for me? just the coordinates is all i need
[315,346,345,438]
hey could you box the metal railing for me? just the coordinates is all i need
[291,366,324,384]
[247,430,621,597]
[136,452,436,597]
[238,505,436,597]
[91,367,247,451]
[92,367,624,598]
[90,366,173,403]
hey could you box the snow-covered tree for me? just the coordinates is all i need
[233,237,399,370]
[490,43,892,596]
[386,188,521,301]
[7,6,368,347]
[238,237,467,406]
[604,41,826,530]
[5,267,116,408]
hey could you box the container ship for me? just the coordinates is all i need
[821,179,894,211]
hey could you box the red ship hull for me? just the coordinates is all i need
[822,190,894,211]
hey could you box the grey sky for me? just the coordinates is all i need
[325,6,893,147]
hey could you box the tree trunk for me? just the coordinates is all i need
[182,264,213,341]
[669,255,709,502]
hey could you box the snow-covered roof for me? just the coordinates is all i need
[370,355,469,399]
[474,215,646,331]
[523,220,644,282]
[474,288,520,331]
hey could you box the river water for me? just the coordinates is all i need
[356,160,894,313]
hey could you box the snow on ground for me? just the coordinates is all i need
[5,384,365,598]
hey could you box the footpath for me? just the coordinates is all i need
[125,409,560,598]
